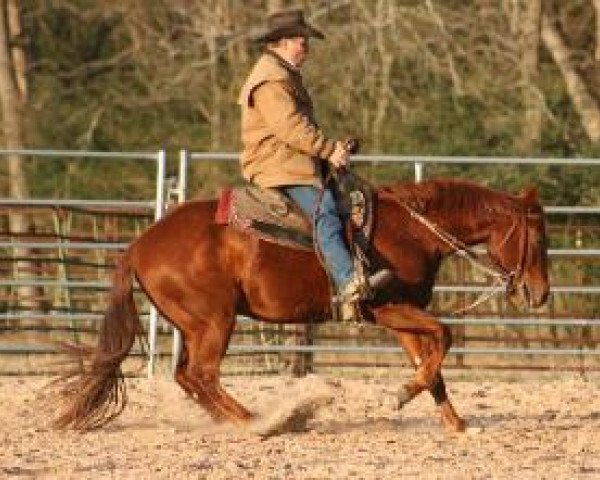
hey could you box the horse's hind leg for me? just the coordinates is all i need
[396,332,465,432]
[179,318,254,425]
[173,347,233,420]
[147,292,253,425]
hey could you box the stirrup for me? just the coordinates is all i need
[356,269,395,301]
[332,269,395,322]
[367,269,395,291]
[335,269,394,303]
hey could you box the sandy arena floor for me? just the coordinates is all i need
[1,371,599,479]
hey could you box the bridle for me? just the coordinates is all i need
[402,202,531,314]
[487,206,532,295]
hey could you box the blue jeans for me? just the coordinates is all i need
[281,185,354,292]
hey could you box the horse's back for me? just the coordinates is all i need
[136,199,218,247]
[129,199,236,282]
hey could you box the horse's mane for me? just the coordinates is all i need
[378,178,522,216]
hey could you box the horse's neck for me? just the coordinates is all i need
[390,182,513,251]
[429,208,491,248]
[433,187,521,251]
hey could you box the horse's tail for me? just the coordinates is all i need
[52,251,145,431]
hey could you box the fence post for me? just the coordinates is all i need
[147,149,167,378]
[170,149,188,375]
[414,161,424,182]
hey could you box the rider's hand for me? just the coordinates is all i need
[328,141,350,169]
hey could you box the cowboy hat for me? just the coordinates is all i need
[254,8,325,43]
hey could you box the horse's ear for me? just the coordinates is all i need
[519,186,538,203]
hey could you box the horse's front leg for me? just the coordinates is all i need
[373,304,452,410]
[395,331,465,432]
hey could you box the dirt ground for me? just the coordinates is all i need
[1,370,599,479]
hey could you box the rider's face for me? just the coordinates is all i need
[283,36,310,67]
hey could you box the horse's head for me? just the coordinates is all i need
[487,187,549,308]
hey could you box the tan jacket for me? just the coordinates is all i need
[238,52,336,188]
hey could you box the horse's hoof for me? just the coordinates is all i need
[396,386,413,409]
[444,417,466,433]
[440,412,466,433]
[436,402,466,433]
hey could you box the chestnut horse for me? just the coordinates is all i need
[53,178,549,432]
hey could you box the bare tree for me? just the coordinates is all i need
[425,0,463,97]
[17,1,600,158]
[503,0,521,36]
[520,0,543,149]
[593,0,600,61]
[542,13,600,142]
[352,0,395,152]
[115,0,251,152]
[7,0,24,97]
[0,0,37,309]
[267,0,285,11]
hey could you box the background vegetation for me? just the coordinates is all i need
[0,0,599,201]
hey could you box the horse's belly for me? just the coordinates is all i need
[239,244,331,321]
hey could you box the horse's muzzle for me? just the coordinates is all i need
[505,275,546,309]
[513,279,548,309]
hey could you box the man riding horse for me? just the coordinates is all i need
[238,8,392,321]
[48,8,550,436]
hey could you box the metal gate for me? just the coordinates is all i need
[0,149,166,376]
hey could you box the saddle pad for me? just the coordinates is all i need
[215,185,314,250]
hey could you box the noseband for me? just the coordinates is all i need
[490,208,530,295]
[403,203,531,313]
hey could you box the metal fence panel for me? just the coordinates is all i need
[0,149,166,376]
[174,151,600,370]
[1,150,598,374]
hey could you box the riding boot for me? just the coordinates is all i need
[339,269,394,321]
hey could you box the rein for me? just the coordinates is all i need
[402,202,527,314]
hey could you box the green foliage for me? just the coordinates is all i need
[399,93,514,156]
[11,0,600,206]
[23,157,158,200]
